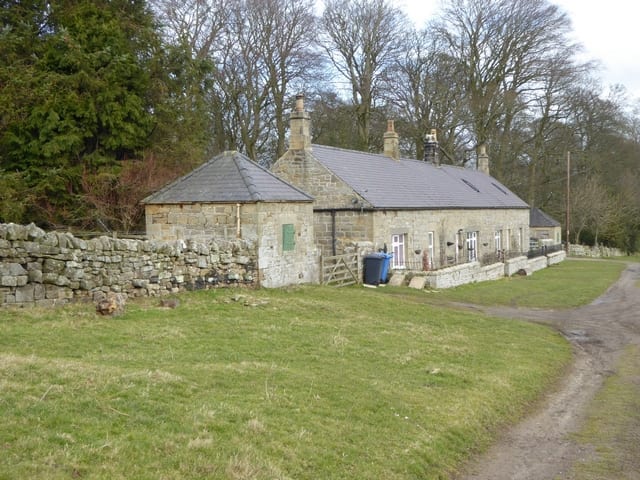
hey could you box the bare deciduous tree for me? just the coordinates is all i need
[250,0,321,158]
[153,0,319,162]
[434,0,578,179]
[385,28,468,161]
[321,0,409,150]
[570,175,616,245]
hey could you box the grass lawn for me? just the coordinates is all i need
[0,257,626,479]
[570,345,640,479]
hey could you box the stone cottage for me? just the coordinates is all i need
[271,95,531,270]
[142,151,318,287]
[530,207,562,248]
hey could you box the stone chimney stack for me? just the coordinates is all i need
[383,119,400,160]
[424,129,439,166]
[289,93,311,150]
[477,143,489,175]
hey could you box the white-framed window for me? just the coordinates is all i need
[495,230,502,253]
[391,233,406,268]
[466,231,478,262]
[427,231,435,269]
[518,228,524,252]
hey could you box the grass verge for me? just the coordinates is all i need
[418,258,626,308]
[569,345,640,479]
[0,285,571,479]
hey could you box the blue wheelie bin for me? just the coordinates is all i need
[379,253,393,283]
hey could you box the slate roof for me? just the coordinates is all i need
[530,207,561,227]
[310,144,529,209]
[143,151,313,204]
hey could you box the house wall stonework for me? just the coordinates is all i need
[371,208,530,267]
[303,206,529,263]
[531,225,562,246]
[313,211,374,256]
[145,202,317,288]
[145,202,257,242]
[253,203,319,288]
[272,150,369,209]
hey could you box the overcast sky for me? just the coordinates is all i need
[397,0,640,101]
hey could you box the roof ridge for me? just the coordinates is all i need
[236,151,314,201]
[231,152,263,201]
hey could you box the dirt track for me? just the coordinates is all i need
[455,261,640,480]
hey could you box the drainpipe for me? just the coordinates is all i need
[236,203,241,238]
[331,210,337,256]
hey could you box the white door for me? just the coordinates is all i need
[392,234,405,268]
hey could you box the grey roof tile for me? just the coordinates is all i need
[310,144,529,209]
[143,151,313,204]
[530,207,561,227]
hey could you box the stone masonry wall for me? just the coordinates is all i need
[0,223,258,308]
[372,208,530,268]
[145,202,257,243]
[569,244,624,258]
[254,202,319,288]
[144,202,318,289]
[420,251,564,289]
[272,150,369,210]
[313,210,375,257]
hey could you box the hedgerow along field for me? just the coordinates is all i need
[0,259,625,479]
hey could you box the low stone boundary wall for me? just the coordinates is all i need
[527,255,548,273]
[547,250,566,266]
[424,262,479,289]
[424,261,506,289]
[569,244,624,258]
[481,262,505,282]
[505,256,528,276]
[415,251,565,290]
[0,223,257,308]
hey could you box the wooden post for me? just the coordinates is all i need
[566,151,570,254]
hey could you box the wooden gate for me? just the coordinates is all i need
[320,253,361,286]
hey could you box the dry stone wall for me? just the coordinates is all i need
[569,244,624,258]
[0,223,257,308]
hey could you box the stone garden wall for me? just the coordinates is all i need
[0,223,257,308]
[569,244,624,258]
[418,251,565,289]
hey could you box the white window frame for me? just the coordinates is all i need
[427,231,435,269]
[518,228,524,253]
[466,231,478,262]
[495,230,502,253]
[391,233,406,268]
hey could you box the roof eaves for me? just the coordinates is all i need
[141,159,213,204]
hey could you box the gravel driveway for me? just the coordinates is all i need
[455,261,640,480]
